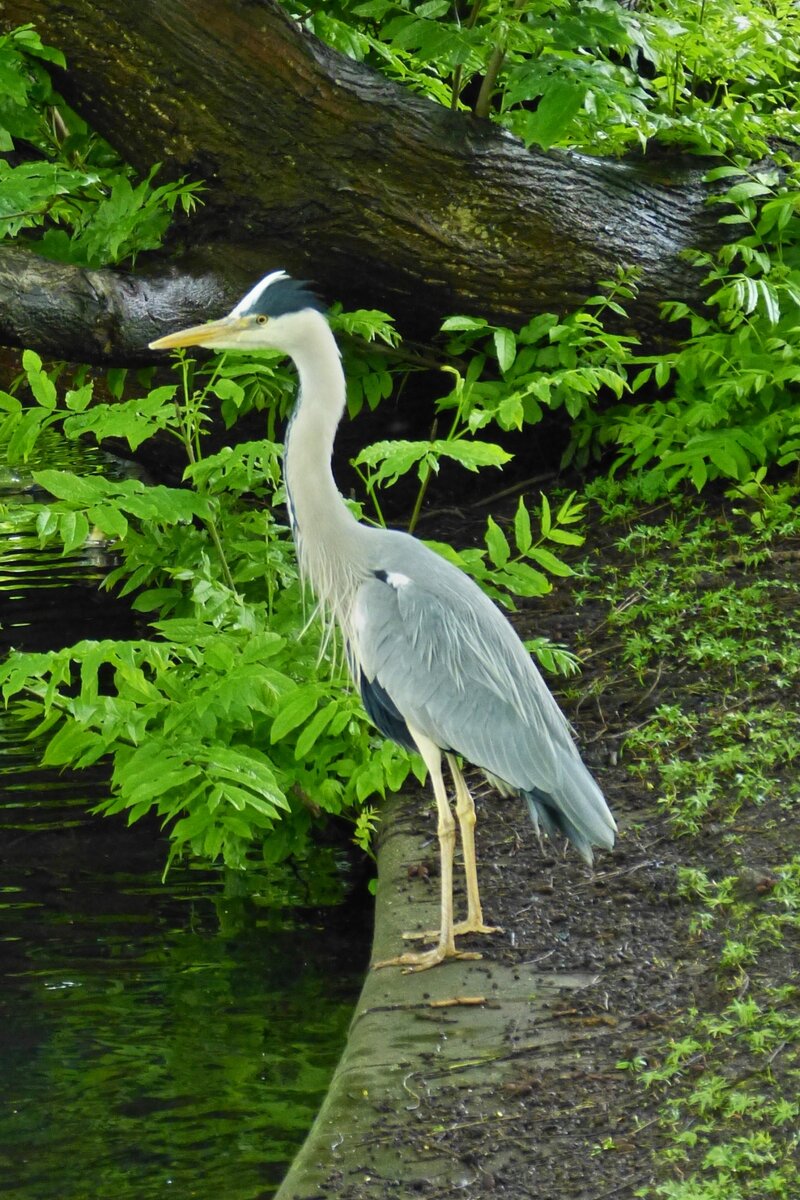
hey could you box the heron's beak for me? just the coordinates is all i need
[148,315,251,351]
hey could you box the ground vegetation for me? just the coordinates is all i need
[0,8,798,1194]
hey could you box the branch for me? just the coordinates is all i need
[0,247,236,365]
[2,0,723,352]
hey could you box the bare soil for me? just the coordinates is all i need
[325,485,799,1199]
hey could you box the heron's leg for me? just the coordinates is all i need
[373,729,481,973]
[447,754,503,937]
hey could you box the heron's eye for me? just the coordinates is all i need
[256,315,268,325]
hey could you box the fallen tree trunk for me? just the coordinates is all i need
[3,0,722,361]
[0,247,231,365]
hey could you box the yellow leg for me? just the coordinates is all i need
[446,754,503,937]
[373,729,481,973]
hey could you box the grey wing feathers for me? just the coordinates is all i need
[352,534,616,861]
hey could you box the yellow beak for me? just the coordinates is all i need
[148,315,251,351]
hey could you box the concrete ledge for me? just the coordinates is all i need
[275,796,604,1198]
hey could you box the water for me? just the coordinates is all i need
[0,439,368,1198]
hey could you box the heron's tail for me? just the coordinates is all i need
[523,755,616,866]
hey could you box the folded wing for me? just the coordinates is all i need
[351,546,616,861]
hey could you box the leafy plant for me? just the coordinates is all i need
[0,349,409,869]
[0,338,586,867]
[575,483,800,1200]
[572,166,800,494]
[0,24,66,153]
[0,26,202,266]
[286,0,799,157]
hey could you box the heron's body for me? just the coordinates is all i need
[151,271,617,970]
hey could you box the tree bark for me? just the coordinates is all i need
[0,247,231,364]
[2,0,722,360]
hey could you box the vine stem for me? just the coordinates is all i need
[474,0,526,120]
[204,513,238,594]
[407,463,433,535]
[451,0,484,111]
[178,356,239,595]
[407,416,441,535]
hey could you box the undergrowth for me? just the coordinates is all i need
[0,347,583,870]
[1,13,798,888]
[581,478,800,1200]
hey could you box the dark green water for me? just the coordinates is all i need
[0,441,368,1199]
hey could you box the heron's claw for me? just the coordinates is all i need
[373,946,482,973]
[402,920,503,941]
[456,920,504,936]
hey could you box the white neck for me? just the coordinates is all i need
[283,313,371,631]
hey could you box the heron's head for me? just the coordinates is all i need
[149,271,326,355]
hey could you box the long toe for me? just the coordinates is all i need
[373,947,482,973]
[402,920,503,941]
[453,920,504,937]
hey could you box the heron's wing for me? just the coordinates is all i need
[351,559,614,855]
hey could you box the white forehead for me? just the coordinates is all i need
[229,271,289,317]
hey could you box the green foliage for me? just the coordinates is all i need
[280,2,800,501]
[331,304,403,417]
[0,343,584,868]
[416,169,799,498]
[580,485,800,838]
[341,222,797,500]
[33,164,204,268]
[0,350,410,868]
[438,269,636,452]
[426,491,584,613]
[287,0,799,157]
[578,487,800,1200]
[0,26,202,266]
[587,165,800,493]
[0,25,65,152]
[636,909,800,1199]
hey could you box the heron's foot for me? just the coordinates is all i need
[402,919,503,941]
[373,945,482,973]
[455,919,504,937]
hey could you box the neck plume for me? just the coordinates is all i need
[282,313,370,640]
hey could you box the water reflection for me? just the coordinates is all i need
[0,436,367,1198]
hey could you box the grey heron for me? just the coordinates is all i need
[150,271,617,972]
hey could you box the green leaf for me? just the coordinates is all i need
[546,527,584,547]
[520,79,586,150]
[438,440,512,471]
[725,180,771,203]
[415,0,450,16]
[6,407,52,461]
[131,588,182,613]
[556,493,584,525]
[294,701,338,759]
[539,493,551,538]
[353,439,429,485]
[270,686,320,743]
[513,497,532,554]
[493,327,516,373]
[704,166,747,183]
[59,509,90,554]
[27,364,57,410]
[210,746,285,803]
[440,315,488,332]
[87,504,128,540]
[527,545,573,577]
[690,457,708,491]
[33,469,109,505]
[42,721,100,767]
[485,517,510,567]
[492,561,549,598]
[21,349,43,375]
